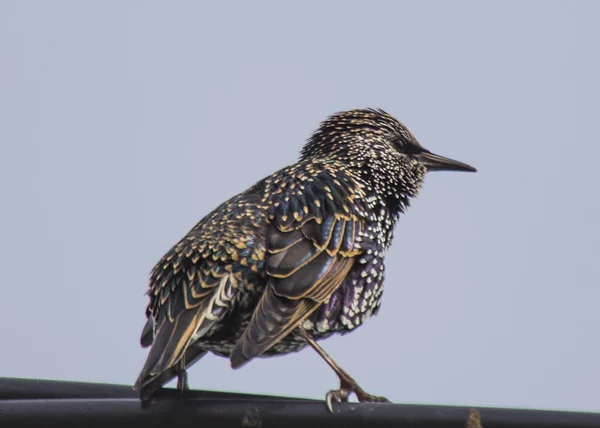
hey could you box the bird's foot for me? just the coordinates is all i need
[325,378,390,413]
[176,369,189,394]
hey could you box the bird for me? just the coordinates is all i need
[133,108,476,411]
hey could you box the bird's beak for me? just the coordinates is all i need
[416,150,477,173]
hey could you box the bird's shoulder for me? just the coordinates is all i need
[260,159,369,229]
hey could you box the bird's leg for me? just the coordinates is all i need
[176,358,189,393]
[298,328,390,412]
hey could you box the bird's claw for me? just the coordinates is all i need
[326,388,351,413]
[355,389,391,404]
[325,384,390,413]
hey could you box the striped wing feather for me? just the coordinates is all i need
[230,212,362,368]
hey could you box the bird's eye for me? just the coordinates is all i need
[393,138,422,155]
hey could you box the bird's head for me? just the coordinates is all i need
[300,108,476,213]
[300,108,476,175]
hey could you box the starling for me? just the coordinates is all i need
[133,108,476,410]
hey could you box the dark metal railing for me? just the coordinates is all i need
[1,377,598,428]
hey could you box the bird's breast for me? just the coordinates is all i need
[303,222,388,336]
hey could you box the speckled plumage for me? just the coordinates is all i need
[134,108,476,406]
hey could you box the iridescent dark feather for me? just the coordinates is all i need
[230,162,366,367]
[134,160,367,391]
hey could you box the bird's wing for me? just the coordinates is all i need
[134,193,265,392]
[230,163,366,368]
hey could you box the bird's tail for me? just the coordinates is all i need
[137,347,208,400]
[133,307,207,396]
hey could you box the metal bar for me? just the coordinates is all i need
[1,377,598,428]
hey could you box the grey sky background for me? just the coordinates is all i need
[1,0,598,413]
